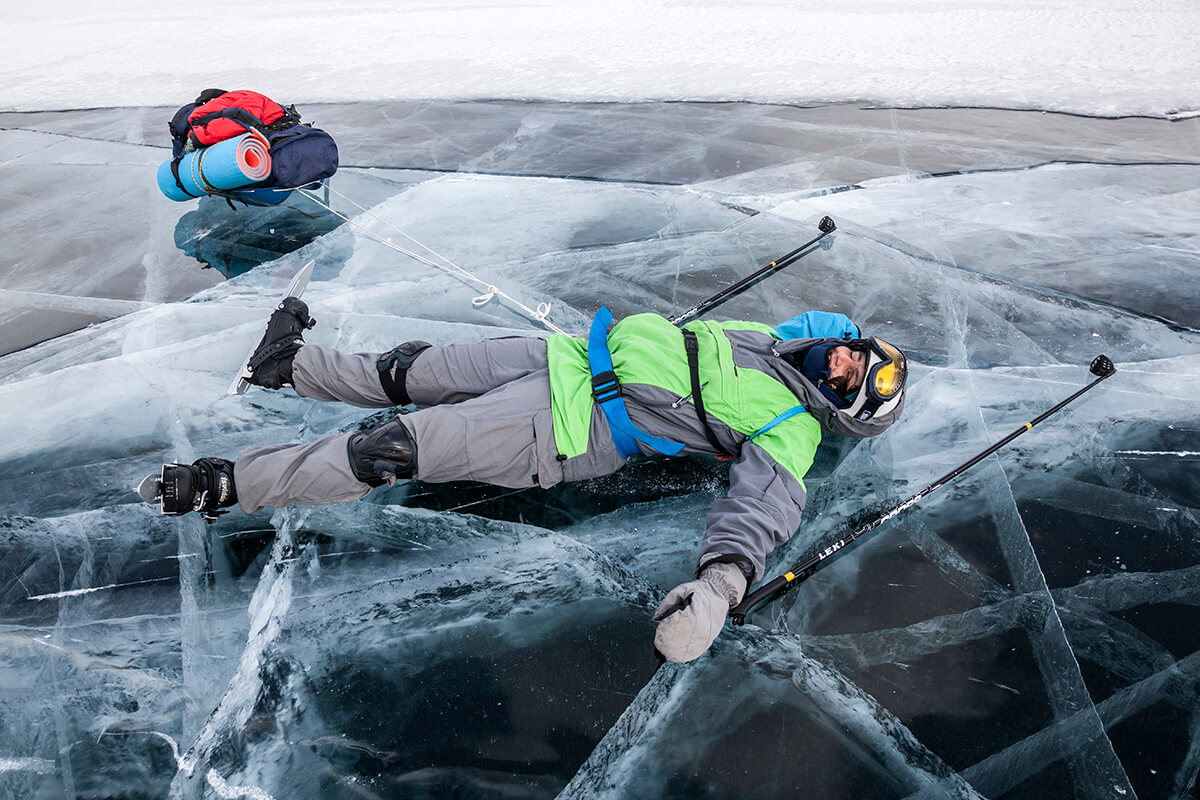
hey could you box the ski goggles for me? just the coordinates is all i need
[847,337,907,420]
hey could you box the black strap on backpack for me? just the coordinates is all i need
[682,329,735,457]
[168,104,196,159]
[184,102,301,150]
[186,107,270,150]
[168,157,200,199]
[168,103,203,198]
[168,90,229,157]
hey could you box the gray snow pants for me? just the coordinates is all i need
[233,337,626,513]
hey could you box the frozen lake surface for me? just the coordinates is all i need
[0,101,1198,799]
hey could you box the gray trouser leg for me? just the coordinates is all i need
[291,346,394,408]
[404,370,627,488]
[232,336,623,510]
[234,432,370,513]
[290,336,549,408]
[232,370,558,509]
[403,369,555,488]
[404,336,549,405]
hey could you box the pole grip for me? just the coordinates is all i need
[729,574,790,625]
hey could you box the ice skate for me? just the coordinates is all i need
[136,458,238,520]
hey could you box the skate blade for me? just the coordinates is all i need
[136,472,163,505]
[228,370,253,396]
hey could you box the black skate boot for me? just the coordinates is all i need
[137,458,238,520]
[245,297,316,389]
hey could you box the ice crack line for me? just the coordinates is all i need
[341,162,685,186]
[840,225,1200,336]
[26,575,175,600]
[957,648,1200,798]
[169,517,302,798]
[556,662,692,800]
[752,631,987,800]
[964,372,1136,798]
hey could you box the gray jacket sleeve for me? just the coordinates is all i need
[696,441,808,585]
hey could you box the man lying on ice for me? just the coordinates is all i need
[139,299,907,663]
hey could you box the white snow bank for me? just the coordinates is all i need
[1,0,1196,116]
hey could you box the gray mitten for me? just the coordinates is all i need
[653,562,748,663]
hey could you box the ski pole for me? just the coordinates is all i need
[729,354,1118,625]
[670,216,837,327]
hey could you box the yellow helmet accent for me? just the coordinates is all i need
[845,337,908,421]
[869,338,906,401]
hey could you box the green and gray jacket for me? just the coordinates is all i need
[546,311,904,583]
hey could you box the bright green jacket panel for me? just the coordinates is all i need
[546,313,822,486]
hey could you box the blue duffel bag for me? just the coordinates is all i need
[263,124,339,189]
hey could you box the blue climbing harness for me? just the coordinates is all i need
[588,306,686,459]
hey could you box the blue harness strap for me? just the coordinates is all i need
[588,306,686,459]
[746,405,807,441]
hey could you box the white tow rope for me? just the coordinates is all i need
[298,183,570,335]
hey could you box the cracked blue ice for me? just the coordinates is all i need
[0,103,1198,800]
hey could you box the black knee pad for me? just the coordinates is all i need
[377,341,431,405]
[348,417,417,487]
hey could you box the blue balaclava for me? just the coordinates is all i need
[800,342,855,409]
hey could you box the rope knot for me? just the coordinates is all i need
[472,286,500,307]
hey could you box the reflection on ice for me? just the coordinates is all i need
[173,192,344,279]
[0,102,1198,799]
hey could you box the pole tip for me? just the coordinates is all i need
[818,216,836,233]
[1090,354,1116,378]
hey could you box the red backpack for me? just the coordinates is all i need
[167,89,339,193]
[171,89,300,154]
